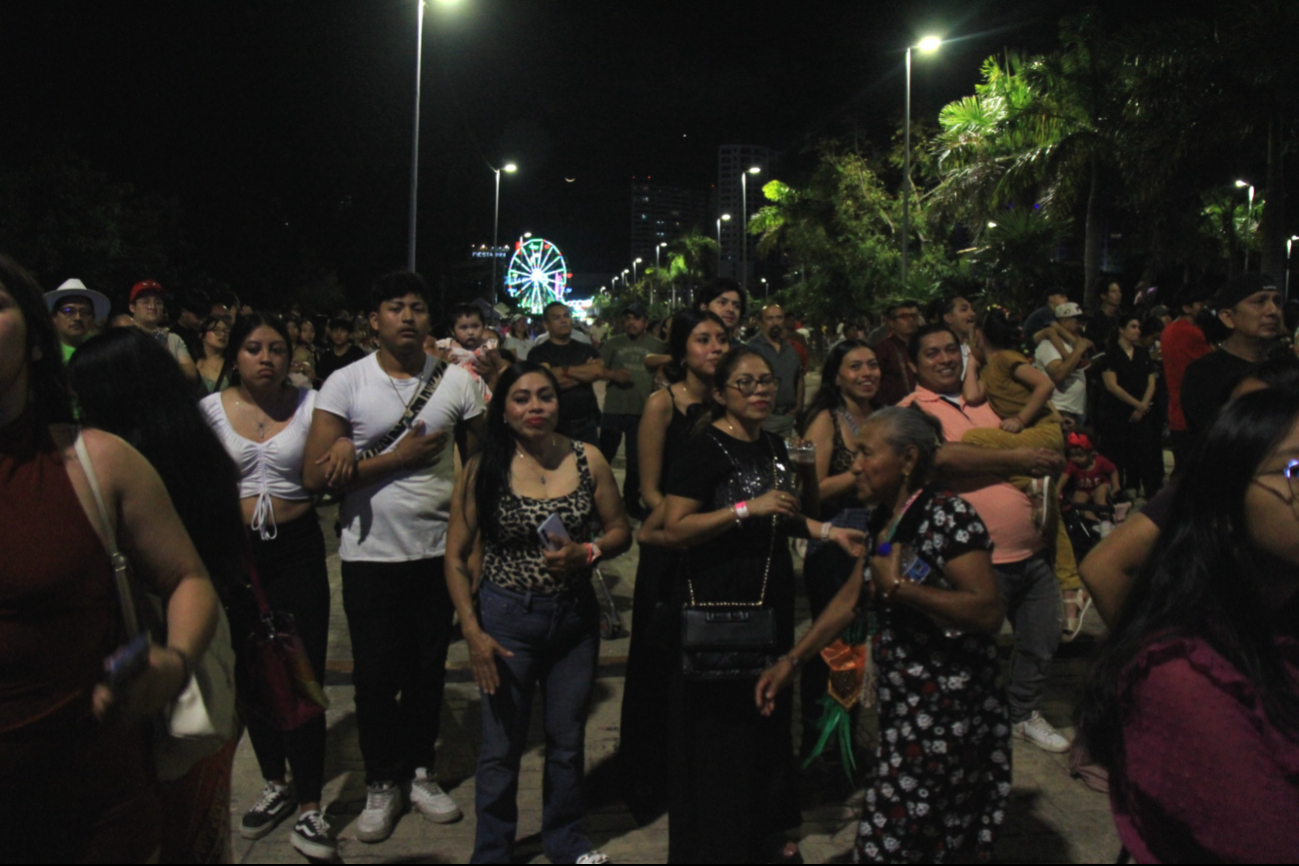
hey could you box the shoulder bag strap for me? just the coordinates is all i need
[72,431,142,638]
[358,360,449,461]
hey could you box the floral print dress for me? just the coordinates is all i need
[856,486,1011,864]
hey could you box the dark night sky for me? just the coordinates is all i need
[1,0,1192,300]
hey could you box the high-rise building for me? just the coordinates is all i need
[717,144,777,288]
[629,180,707,268]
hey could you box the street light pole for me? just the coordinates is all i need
[902,36,941,290]
[741,167,761,291]
[406,0,426,273]
[717,214,731,274]
[490,163,517,304]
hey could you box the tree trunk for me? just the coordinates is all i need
[1083,160,1104,310]
[1258,117,1287,288]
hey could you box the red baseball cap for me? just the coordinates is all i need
[130,280,165,305]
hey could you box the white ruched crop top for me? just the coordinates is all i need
[200,387,317,541]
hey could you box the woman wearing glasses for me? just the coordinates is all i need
[661,346,864,864]
[195,317,232,395]
[1076,389,1299,863]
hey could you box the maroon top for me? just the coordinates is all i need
[1113,631,1299,863]
[0,410,159,860]
[0,409,117,733]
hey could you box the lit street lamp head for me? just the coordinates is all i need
[918,35,942,53]
[748,166,762,174]
[504,163,517,173]
[721,213,731,221]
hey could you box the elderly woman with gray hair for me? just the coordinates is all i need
[757,405,1011,864]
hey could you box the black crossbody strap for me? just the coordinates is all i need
[358,361,448,461]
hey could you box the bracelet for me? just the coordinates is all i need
[820,522,833,542]
[734,500,750,520]
[779,654,802,669]
[585,542,603,566]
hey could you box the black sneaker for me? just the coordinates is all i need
[240,782,294,840]
[291,810,337,860]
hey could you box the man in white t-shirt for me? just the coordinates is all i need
[303,271,486,844]
[1033,302,1094,430]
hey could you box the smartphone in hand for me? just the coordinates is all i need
[536,513,571,552]
[104,632,151,691]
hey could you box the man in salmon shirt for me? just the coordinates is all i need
[1160,288,1212,475]
[899,323,1072,754]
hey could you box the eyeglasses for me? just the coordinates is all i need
[727,375,781,396]
[207,326,230,337]
[56,306,93,319]
[1256,459,1299,502]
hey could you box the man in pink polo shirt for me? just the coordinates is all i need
[899,323,1073,753]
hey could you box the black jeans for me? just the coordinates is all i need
[246,513,331,803]
[599,413,643,513]
[341,557,455,784]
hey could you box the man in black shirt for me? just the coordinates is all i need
[171,288,211,362]
[528,301,605,445]
[1085,280,1124,346]
[1182,274,1282,438]
[316,315,369,385]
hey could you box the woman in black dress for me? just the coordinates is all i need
[1097,314,1162,496]
[662,346,865,863]
[757,406,1010,864]
[619,310,730,818]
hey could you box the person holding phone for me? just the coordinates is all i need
[447,361,629,865]
[0,255,220,862]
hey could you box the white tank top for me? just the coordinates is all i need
[200,387,317,541]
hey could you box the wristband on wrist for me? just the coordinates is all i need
[586,542,603,566]
[734,500,750,520]
[780,654,801,669]
[820,522,833,541]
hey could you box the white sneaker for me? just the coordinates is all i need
[1098,520,1114,538]
[355,781,403,843]
[577,853,612,865]
[409,767,463,824]
[1013,712,1072,753]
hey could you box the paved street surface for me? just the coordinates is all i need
[231,378,1121,863]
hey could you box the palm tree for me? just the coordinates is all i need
[664,227,717,305]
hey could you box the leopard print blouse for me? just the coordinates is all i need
[480,441,597,594]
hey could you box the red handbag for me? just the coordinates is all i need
[241,559,330,732]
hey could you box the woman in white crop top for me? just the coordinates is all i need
[199,313,337,859]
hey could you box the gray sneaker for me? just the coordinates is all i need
[240,782,294,840]
[355,781,403,843]
[409,767,463,824]
[1013,712,1072,753]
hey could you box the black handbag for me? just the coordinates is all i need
[680,531,778,680]
[680,433,784,681]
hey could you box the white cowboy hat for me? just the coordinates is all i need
[44,278,111,322]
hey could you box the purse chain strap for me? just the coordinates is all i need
[687,430,780,609]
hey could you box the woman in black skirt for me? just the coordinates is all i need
[619,309,729,818]
[662,346,864,863]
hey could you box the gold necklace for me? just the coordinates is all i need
[385,355,429,410]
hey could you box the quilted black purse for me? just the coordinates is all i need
[680,430,786,681]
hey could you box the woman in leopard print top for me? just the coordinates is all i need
[446,362,630,864]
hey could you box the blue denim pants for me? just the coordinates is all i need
[471,580,600,864]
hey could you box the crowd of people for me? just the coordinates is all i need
[3,257,1299,864]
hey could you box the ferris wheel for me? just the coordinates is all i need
[504,237,571,314]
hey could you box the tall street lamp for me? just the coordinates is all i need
[491,162,517,303]
[1237,180,1256,272]
[633,257,643,283]
[717,213,731,274]
[407,0,461,273]
[1287,235,1299,300]
[741,166,761,290]
[902,35,942,288]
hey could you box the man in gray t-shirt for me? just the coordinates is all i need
[598,304,666,517]
[746,303,804,438]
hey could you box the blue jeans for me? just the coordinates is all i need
[471,581,600,864]
[994,554,1062,723]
